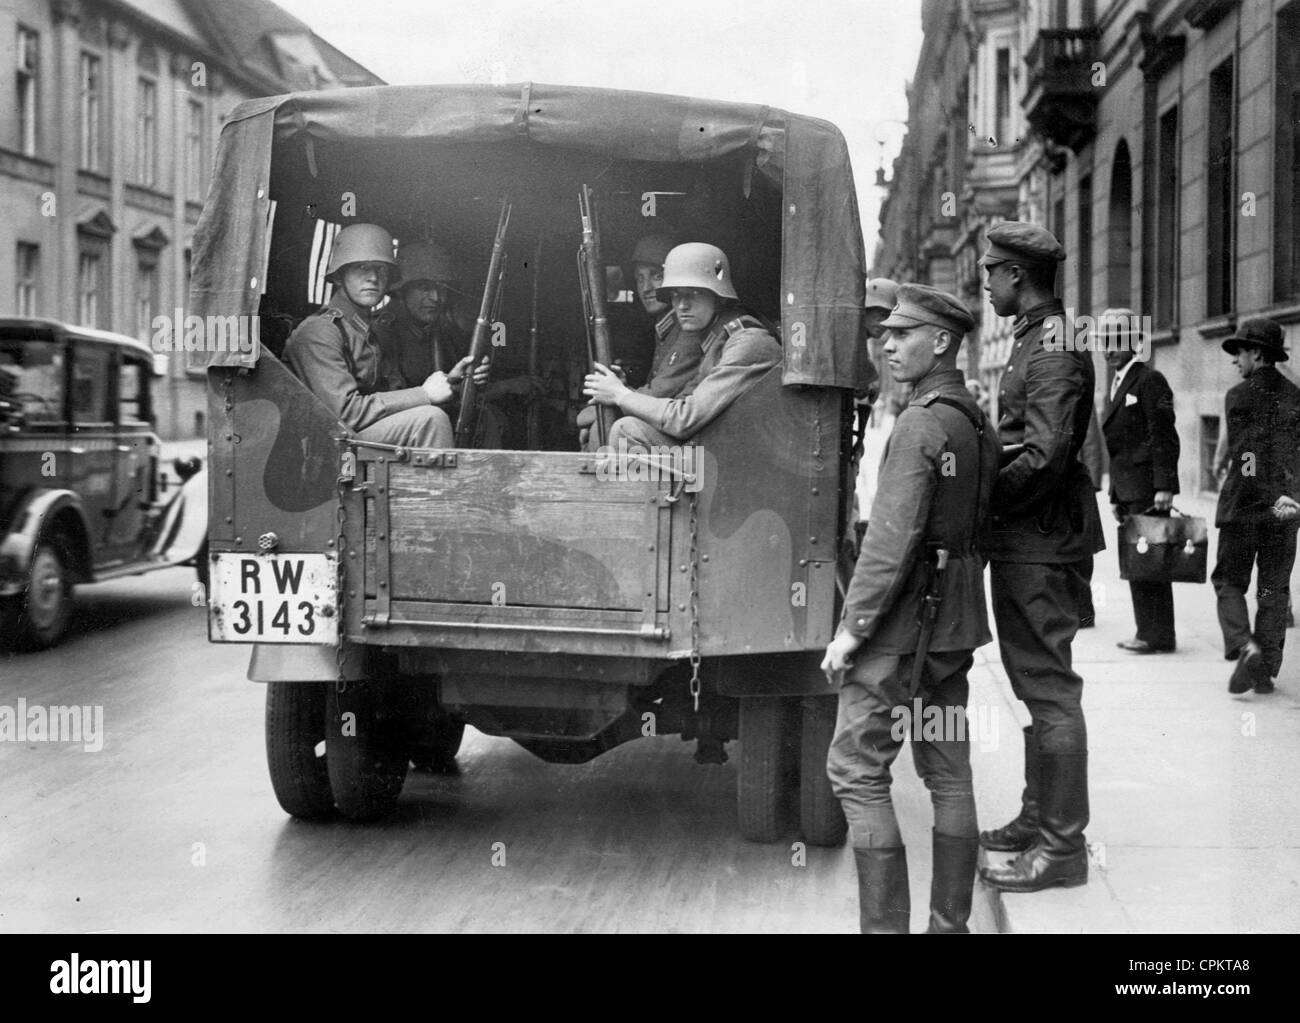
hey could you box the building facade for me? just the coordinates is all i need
[1,0,381,439]
[876,0,1300,498]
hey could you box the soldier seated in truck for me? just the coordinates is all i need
[284,223,472,449]
[369,239,497,439]
[582,242,781,449]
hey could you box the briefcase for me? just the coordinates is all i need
[1118,510,1208,584]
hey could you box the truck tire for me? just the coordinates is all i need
[265,682,335,820]
[2,538,74,651]
[325,681,408,822]
[798,696,848,847]
[737,695,797,843]
[410,711,466,772]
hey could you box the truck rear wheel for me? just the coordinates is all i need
[326,681,408,822]
[265,681,335,820]
[798,696,848,847]
[737,695,797,843]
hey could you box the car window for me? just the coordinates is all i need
[0,338,64,424]
[71,343,112,424]
[118,356,151,426]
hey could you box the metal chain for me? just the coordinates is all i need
[688,486,702,713]
[335,442,353,694]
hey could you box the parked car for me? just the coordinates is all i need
[0,318,208,650]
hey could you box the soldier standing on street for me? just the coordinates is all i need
[1101,308,1180,654]
[975,222,1104,894]
[822,284,999,934]
[1214,318,1300,694]
[284,224,464,449]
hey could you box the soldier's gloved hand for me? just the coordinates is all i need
[821,629,862,685]
[422,371,454,405]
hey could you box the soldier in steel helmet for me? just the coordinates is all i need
[822,283,999,934]
[284,223,461,448]
[581,242,780,447]
[577,233,703,448]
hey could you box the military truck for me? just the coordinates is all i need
[191,83,874,845]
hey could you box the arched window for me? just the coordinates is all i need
[1108,141,1132,307]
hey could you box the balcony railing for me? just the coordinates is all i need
[1024,27,1101,153]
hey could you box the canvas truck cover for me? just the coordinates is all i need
[188,82,870,389]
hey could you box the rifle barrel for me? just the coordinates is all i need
[455,198,512,444]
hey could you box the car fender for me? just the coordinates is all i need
[247,641,366,682]
[0,488,92,596]
[151,466,209,565]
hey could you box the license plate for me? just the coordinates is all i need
[209,553,337,644]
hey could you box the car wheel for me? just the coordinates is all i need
[798,696,848,847]
[737,695,797,843]
[265,681,335,820]
[3,538,74,650]
[325,680,408,822]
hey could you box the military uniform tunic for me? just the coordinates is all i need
[826,368,999,848]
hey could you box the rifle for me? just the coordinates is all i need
[577,184,617,447]
[526,236,543,450]
[907,545,950,700]
[455,197,512,445]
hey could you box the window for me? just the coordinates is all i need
[1108,141,1133,307]
[71,344,111,424]
[995,47,1012,146]
[17,26,39,156]
[0,336,63,425]
[78,247,105,328]
[16,243,40,317]
[137,78,157,186]
[136,259,159,343]
[118,356,151,425]
[1274,2,1300,301]
[1207,57,1235,318]
[186,99,206,201]
[1156,106,1180,326]
[79,52,102,172]
[1078,174,1092,316]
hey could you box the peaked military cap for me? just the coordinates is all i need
[980,221,1066,266]
[864,277,900,311]
[1223,317,1289,361]
[880,283,975,335]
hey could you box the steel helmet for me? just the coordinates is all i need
[629,233,676,269]
[656,242,738,302]
[393,241,458,291]
[324,223,399,284]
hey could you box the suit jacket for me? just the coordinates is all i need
[987,300,1105,563]
[840,368,1000,654]
[1216,365,1300,526]
[1102,360,1180,506]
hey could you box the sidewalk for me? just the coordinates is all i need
[968,489,1299,933]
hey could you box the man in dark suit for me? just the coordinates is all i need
[1214,318,1300,694]
[1100,309,1180,653]
[975,222,1105,894]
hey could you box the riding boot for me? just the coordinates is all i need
[853,847,910,934]
[926,830,978,933]
[980,752,1089,893]
[979,725,1039,851]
